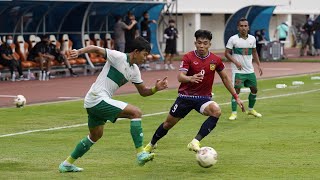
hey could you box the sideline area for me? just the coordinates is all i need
[0,60,320,107]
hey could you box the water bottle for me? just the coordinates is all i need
[276,84,287,88]
[292,81,304,85]
[311,76,320,80]
[27,69,31,80]
[12,73,16,82]
[38,71,42,81]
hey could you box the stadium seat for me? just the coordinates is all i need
[94,33,104,48]
[83,34,101,64]
[105,33,114,50]
[61,34,86,65]
[17,35,35,68]
[28,35,37,50]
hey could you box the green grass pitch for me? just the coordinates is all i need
[0,74,320,179]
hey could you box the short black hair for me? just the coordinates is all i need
[41,34,49,40]
[169,19,175,23]
[128,36,151,53]
[194,29,212,41]
[238,17,248,26]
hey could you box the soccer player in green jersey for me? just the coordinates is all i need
[225,17,263,120]
[59,37,168,172]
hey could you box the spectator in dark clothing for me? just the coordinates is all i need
[113,15,137,52]
[140,11,157,71]
[140,11,157,43]
[48,43,78,77]
[164,19,178,70]
[0,35,25,81]
[254,30,263,59]
[125,12,139,53]
[28,35,53,80]
[300,15,315,56]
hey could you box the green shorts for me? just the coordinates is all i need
[232,73,257,89]
[86,99,127,128]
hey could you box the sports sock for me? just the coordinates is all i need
[248,93,257,109]
[195,116,219,141]
[150,123,168,145]
[231,96,237,112]
[130,119,144,153]
[70,135,94,161]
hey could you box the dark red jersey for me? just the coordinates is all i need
[178,50,225,97]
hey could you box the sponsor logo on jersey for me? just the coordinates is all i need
[210,64,216,71]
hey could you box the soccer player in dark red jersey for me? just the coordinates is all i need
[144,29,245,154]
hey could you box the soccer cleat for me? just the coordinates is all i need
[137,151,155,166]
[187,139,201,152]
[144,143,157,153]
[247,109,262,117]
[59,162,83,173]
[228,113,237,120]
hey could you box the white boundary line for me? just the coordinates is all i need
[1,88,319,138]
[0,95,17,98]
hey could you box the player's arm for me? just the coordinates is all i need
[69,45,105,59]
[224,48,242,70]
[252,48,263,76]
[134,77,168,97]
[217,69,245,112]
[177,71,203,83]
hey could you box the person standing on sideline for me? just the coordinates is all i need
[274,21,289,59]
[144,30,245,154]
[225,17,263,121]
[0,35,25,81]
[163,19,178,70]
[58,37,169,173]
[140,11,157,71]
[125,12,139,53]
[113,15,137,52]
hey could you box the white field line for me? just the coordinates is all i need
[0,88,319,138]
[58,97,82,99]
[0,95,17,98]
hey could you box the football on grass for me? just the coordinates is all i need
[14,95,26,108]
[196,146,218,168]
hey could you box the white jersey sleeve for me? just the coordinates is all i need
[130,64,143,84]
[226,35,235,50]
[105,49,126,66]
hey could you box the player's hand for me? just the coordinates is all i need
[236,99,246,112]
[155,77,168,91]
[190,73,204,83]
[131,19,137,24]
[236,63,243,70]
[69,49,79,59]
[258,66,263,76]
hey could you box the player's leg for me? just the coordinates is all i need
[246,73,262,117]
[229,73,242,120]
[59,99,124,172]
[145,97,192,153]
[188,100,221,152]
[118,104,154,166]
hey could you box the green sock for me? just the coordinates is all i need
[231,96,237,112]
[70,136,94,160]
[248,93,257,109]
[130,119,143,153]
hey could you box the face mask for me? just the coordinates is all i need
[7,39,13,45]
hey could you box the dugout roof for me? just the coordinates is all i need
[224,5,276,45]
[0,0,165,62]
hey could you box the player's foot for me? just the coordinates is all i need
[228,113,237,120]
[247,109,262,117]
[187,139,200,152]
[144,142,157,153]
[137,151,155,166]
[59,162,83,173]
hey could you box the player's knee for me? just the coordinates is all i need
[131,107,142,119]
